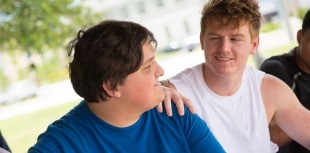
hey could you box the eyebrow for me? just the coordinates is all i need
[230,33,245,37]
[207,32,245,38]
[206,32,218,36]
[142,55,155,65]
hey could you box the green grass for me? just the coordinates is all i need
[0,101,77,153]
[260,22,281,33]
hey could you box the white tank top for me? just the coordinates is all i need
[169,64,278,153]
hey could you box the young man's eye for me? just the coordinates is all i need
[231,38,241,41]
[208,37,219,42]
[145,65,151,69]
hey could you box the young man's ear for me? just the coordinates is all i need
[297,29,302,45]
[102,82,121,98]
[250,36,260,55]
[200,32,204,50]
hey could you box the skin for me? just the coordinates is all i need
[157,86,194,116]
[296,29,310,73]
[162,22,310,149]
[87,40,165,127]
[200,23,258,96]
[269,29,310,147]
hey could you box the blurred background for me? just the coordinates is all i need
[0,0,309,152]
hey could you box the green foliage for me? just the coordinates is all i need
[260,21,281,33]
[0,0,103,54]
[297,7,310,20]
[0,71,7,90]
[0,0,103,86]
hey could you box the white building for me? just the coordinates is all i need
[84,0,205,51]
[83,0,310,51]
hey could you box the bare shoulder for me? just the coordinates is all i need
[261,73,305,120]
[261,74,298,106]
[261,74,291,102]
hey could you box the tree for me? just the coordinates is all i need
[0,0,102,54]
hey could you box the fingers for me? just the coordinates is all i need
[181,95,196,114]
[163,89,173,116]
[156,102,163,113]
[164,87,185,116]
[160,86,195,116]
[170,91,185,116]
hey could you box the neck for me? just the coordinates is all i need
[202,63,242,96]
[295,47,310,74]
[87,101,141,127]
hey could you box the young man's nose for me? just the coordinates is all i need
[156,62,165,77]
[218,38,231,52]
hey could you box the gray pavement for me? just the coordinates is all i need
[0,80,81,121]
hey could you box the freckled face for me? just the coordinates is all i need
[200,23,259,76]
[117,41,165,112]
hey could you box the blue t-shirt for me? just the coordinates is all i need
[29,100,224,153]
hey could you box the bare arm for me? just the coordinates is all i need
[269,120,293,147]
[157,80,196,116]
[262,74,310,149]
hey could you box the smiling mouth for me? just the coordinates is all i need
[215,56,232,61]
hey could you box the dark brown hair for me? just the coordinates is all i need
[302,9,310,33]
[67,20,157,102]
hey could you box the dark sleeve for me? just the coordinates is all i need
[0,131,11,152]
[172,105,225,153]
[260,58,292,85]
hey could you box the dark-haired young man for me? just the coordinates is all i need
[28,20,224,153]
